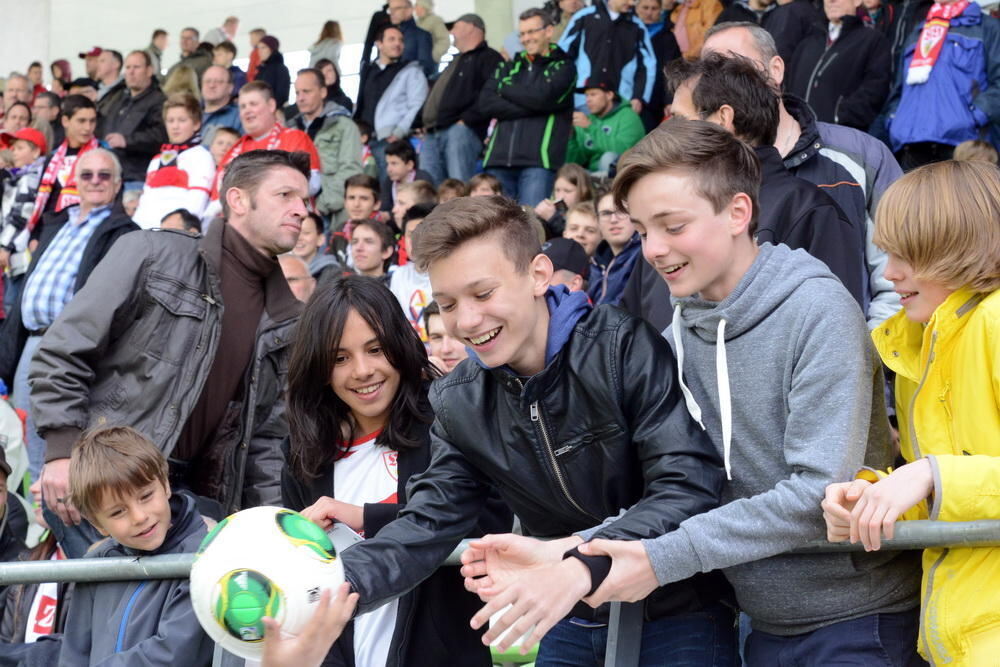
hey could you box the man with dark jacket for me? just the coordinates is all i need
[388,0,437,77]
[787,0,891,130]
[558,0,657,115]
[0,149,139,484]
[100,50,167,187]
[669,53,866,306]
[480,8,576,206]
[166,27,213,82]
[28,150,306,556]
[637,0,682,130]
[761,0,825,62]
[419,14,502,183]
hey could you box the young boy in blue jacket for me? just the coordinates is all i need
[307,194,736,664]
[58,426,213,666]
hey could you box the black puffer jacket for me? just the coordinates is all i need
[787,16,892,129]
[282,413,513,667]
[422,41,504,139]
[342,302,733,623]
[480,46,576,170]
[101,83,167,182]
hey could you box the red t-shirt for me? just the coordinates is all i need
[210,124,321,200]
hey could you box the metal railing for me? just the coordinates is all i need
[2,520,998,666]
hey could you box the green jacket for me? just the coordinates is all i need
[567,102,646,171]
[289,101,363,220]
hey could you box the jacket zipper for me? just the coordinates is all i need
[804,48,839,107]
[907,331,937,460]
[529,399,597,520]
[921,548,948,666]
[115,581,147,653]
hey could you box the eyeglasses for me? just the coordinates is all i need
[598,210,626,219]
[519,26,546,38]
[78,170,113,183]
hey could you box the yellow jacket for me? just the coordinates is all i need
[873,287,1000,666]
[671,0,723,60]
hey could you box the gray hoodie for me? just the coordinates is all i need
[641,243,920,635]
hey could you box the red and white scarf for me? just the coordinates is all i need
[907,0,970,85]
[27,137,100,231]
[224,122,284,164]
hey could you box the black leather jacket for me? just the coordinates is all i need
[28,221,300,513]
[342,305,733,621]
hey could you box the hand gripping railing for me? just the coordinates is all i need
[2,520,998,666]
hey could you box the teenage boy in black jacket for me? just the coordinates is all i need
[312,195,735,663]
[669,53,866,308]
[479,8,576,206]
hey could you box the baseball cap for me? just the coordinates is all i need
[542,237,590,277]
[446,13,486,32]
[576,72,618,94]
[78,46,102,59]
[0,127,48,154]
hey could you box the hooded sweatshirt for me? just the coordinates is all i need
[58,492,213,666]
[640,244,920,635]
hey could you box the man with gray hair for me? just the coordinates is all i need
[29,150,306,558]
[2,74,31,120]
[0,148,138,483]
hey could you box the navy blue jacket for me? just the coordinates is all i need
[398,18,437,78]
[588,232,642,306]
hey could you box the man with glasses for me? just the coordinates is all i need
[0,148,138,483]
[480,8,576,206]
[201,65,242,138]
[588,187,642,305]
[388,0,437,77]
[166,27,213,82]
[33,92,64,147]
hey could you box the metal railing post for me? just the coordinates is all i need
[605,601,643,667]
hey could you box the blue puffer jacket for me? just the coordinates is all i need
[886,3,1000,150]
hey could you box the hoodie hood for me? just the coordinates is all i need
[673,243,834,342]
[671,243,840,479]
[321,100,352,119]
[469,285,592,373]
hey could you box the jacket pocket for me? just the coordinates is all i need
[128,273,206,365]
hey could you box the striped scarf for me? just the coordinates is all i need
[28,137,100,231]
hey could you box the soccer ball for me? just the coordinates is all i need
[189,506,345,660]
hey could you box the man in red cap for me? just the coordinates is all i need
[77,47,102,80]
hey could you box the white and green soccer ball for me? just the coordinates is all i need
[189,506,345,661]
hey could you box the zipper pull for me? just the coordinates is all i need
[530,402,539,422]
[202,294,217,305]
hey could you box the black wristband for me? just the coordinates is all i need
[563,545,612,597]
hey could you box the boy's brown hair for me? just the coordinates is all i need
[874,159,1000,293]
[566,200,598,223]
[69,426,169,521]
[952,139,999,165]
[612,118,760,236]
[411,195,541,274]
[438,178,468,199]
[398,179,437,205]
[467,172,502,195]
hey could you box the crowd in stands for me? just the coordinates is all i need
[0,0,997,664]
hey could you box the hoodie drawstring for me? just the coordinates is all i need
[672,305,705,429]
[672,305,733,480]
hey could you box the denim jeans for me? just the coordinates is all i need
[420,123,482,184]
[745,608,926,667]
[487,167,555,207]
[12,335,46,482]
[535,603,738,667]
[43,502,104,559]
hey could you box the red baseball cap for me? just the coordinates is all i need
[1,127,48,155]
[78,46,102,59]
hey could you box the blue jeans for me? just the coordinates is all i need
[488,167,555,207]
[745,609,926,667]
[420,123,482,184]
[12,335,46,482]
[43,502,104,559]
[371,138,389,177]
[535,604,738,667]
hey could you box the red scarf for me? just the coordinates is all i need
[28,137,100,231]
[907,0,970,85]
[211,123,286,201]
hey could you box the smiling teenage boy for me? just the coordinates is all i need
[475,119,922,664]
[322,194,734,664]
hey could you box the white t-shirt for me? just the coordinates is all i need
[389,263,433,342]
[334,431,400,667]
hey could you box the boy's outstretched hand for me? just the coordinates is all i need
[469,555,592,654]
[460,533,582,600]
[577,539,659,607]
[261,583,359,667]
